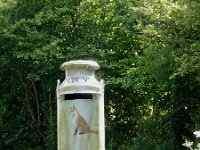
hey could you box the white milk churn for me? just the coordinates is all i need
[56,60,105,150]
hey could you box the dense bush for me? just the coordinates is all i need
[0,0,199,149]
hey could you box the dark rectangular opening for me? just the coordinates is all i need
[65,93,92,100]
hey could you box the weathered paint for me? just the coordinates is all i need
[57,60,105,150]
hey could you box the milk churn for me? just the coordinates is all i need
[56,60,105,150]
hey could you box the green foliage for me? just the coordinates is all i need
[0,0,199,149]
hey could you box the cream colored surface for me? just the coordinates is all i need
[57,60,105,150]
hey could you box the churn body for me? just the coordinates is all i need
[56,60,105,150]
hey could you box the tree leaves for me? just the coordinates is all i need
[0,0,199,149]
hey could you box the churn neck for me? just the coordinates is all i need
[60,60,100,77]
